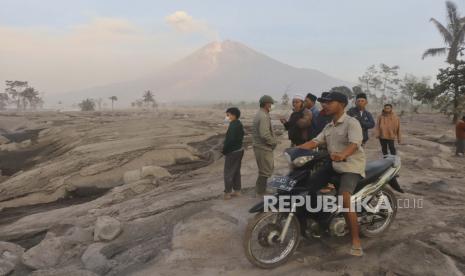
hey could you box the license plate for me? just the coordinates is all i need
[268,176,297,191]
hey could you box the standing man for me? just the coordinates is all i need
[375,104,401,155]
[304,93,320,139]
[313,92,333,137]
[298,91,366,256]
[280,94,312,146]
[347,93,375,145]
[455,115,465,157]
[222,107,245,200]
[252,95,277,196]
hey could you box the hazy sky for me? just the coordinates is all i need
[0,0,461,95]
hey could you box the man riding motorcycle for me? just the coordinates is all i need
[297,91,365,256]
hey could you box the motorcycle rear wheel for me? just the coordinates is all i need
[361,187,397,237]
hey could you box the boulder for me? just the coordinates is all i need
[0,241,24,264]
[0,135,9,145]
[123,169,141,184]
[21,236,65,270]
[93,216,122,242]
[63,226,93,245]
[0,259,15,276]
[141,165,171,179]
[81,243,115,275]
[0,242,24,274]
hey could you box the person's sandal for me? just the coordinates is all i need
[350,246,364,257]
[224,193,232,200]
[231,191,241,197]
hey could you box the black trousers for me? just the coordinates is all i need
[224,149,244,193]
[379,138,396,155]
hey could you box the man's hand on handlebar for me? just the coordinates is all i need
[330,152,347,162]
[297,140,318,150]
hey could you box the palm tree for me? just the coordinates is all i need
[423,1,465,122]
[422,1,465,64]
[109,96,118,111]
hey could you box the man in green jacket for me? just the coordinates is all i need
[222,107,245,200]
[252,95,277,196]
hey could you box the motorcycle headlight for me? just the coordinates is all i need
[293,156,313,167]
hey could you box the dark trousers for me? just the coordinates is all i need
[379,138,396,155]
[224,149,244,193]
[457,139,465,155]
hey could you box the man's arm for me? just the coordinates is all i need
[297,140,319,150]
[259,114,277,147]
[297,127,326,150]
[222,126,233,154]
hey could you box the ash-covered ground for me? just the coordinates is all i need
[0,109,464,276]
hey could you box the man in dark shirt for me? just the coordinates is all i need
[280,94,311,146]
[347,93,375,145]
[222,107,245,200]
[304,93,320,139]
[313,92,333,137]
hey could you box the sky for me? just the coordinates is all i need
[0,0,462,96]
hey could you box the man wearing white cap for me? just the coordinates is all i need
[280,94,312,146]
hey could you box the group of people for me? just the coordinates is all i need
[220,91,403,256]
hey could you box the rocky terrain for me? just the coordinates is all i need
[0,109,464,276]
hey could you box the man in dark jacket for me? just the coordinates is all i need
[304,93,320,139]
[280,94,312,146]
[313,92,333,137]
[222,107,245,200]
[347,93,375,145]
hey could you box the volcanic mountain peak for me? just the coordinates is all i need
[63,40,352,104]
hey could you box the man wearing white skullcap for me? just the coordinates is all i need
[280,93,312,146]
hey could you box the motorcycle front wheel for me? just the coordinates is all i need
[243,212,300,269]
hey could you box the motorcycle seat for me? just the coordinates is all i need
[329,158,395,192]
[355,158,395,192]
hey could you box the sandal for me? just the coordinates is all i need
[349,246,364,257]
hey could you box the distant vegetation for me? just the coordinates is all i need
[0,80,43,111]
[131,90,158,110]
[79,99,96,111]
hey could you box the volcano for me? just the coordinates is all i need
[63,40,352,105]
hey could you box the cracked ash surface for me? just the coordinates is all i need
[0,109,464,276]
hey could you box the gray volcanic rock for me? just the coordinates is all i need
[93,216,122,242]
[81,243,115,275]
[22,236,65,270]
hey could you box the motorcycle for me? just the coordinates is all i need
[243,148,403,268]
